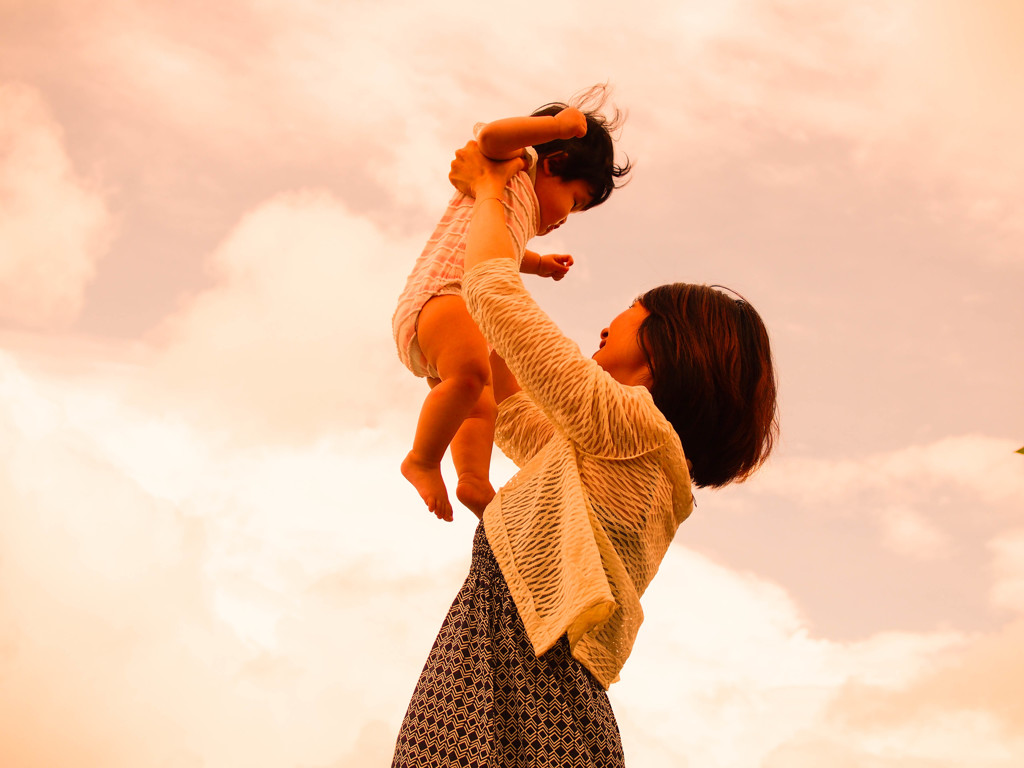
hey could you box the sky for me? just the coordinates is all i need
[0,0,1022,766]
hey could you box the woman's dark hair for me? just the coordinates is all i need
[531,84,631,209]
[636,283,779,488]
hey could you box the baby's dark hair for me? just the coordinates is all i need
[531,84,631,210]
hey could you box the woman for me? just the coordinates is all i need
[392,143,779,767]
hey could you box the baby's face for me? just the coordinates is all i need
[533,170,593,236]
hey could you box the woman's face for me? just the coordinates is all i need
[592,303,653,387]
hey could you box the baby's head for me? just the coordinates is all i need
[531,84,631,234]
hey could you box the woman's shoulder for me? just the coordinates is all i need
[573,376,680,461]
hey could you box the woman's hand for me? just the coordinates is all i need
[449,140,526,200]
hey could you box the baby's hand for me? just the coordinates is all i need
[554,107,587,139]
[537,253,574,281]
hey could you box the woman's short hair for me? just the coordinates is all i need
[636,283,779,488]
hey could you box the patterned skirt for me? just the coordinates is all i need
[392,523,625,767]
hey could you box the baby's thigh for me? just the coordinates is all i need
[417,295,490,382]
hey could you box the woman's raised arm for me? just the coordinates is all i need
[449,142,527,274]
[455,144,669,459]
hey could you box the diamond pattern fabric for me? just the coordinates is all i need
[392,525,625,768]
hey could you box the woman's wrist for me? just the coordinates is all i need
[472,180,508,200]
[474,196,504,207]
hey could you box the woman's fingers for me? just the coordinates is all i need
[449,141,526,197]
[449,141,482,196]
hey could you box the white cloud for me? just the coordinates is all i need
[870,435,1024,506]
[764,713,1020,768]
[0,1,1022,765]
[740,435,1021,562]
[877,503,951,560]
[763,434,1021,506]
[147,189,424,442]
[4,346,1024,767]
[0,347,483,767]
[7,0,1021,269]
[786,619,1024,768]
[0,82,113,327]
[990,530,1024,615]
[609,544,972,767]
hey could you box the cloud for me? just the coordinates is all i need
[744,434,1022,556]
[0,348,484,767]
[764,728,1012,768]
[3,345,1023,767]
[608,543,973,767]
[757,434,1023,509]
[611,545,1024,767]
[1,1,1021,765]
[876,503,950,560]
[603,0,1024,264]
[806,620,1024,765]
[3,0,1019,350]
[0,353,218,768]
[13,0,1021,247]
[0,82,113,327]
[990,530,1024,615]
[147,189,424,443]
[673,432,1021,639]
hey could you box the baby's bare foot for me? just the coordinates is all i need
[401,452,453,522]
[456,474,495,519]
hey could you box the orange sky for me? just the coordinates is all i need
[1,1,1022,766]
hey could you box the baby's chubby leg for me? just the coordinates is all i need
[451,386,497,518]
[402,295,492,522]
[401,377,454,522]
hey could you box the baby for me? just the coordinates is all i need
[393,85,629,522]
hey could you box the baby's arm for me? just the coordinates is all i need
[519,250,574,281]
[476,107,587,160]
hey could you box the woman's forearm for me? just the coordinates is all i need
[451,140,533,272]
[464,198,517,273]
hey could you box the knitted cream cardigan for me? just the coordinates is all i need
[464,258,694,690]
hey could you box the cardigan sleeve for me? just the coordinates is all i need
[464,259,673,458]
[494,391,555,467]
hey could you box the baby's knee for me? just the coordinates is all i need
[450,360,493,399]
[447,357,491,396]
